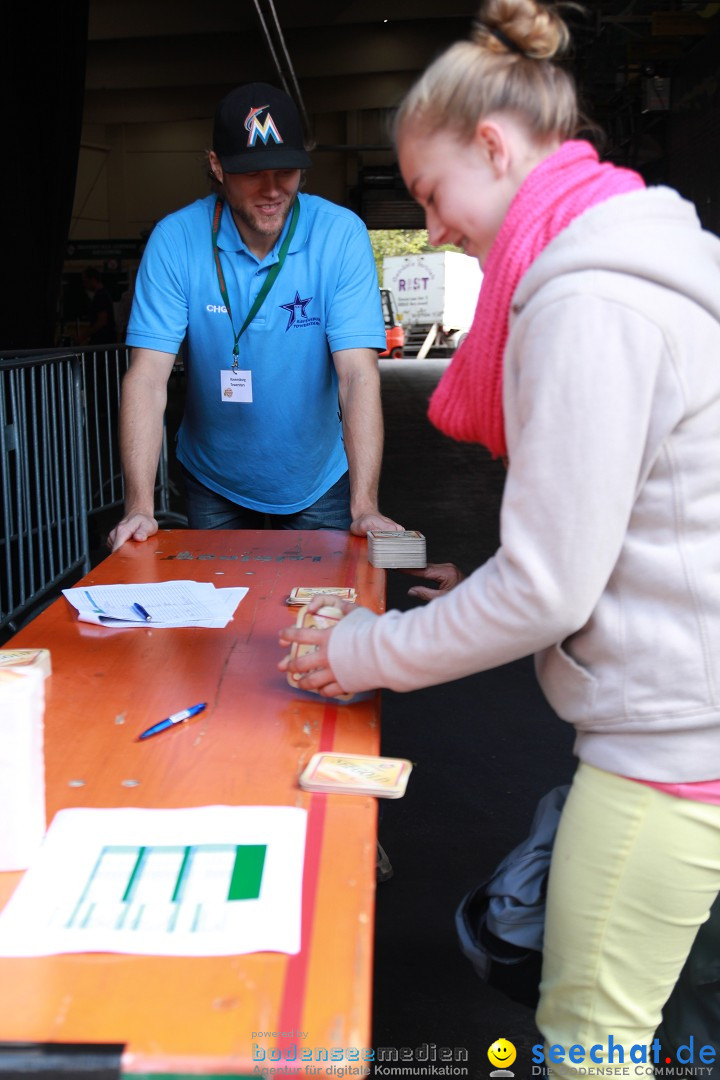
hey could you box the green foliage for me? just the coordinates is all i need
[369,230,462,284]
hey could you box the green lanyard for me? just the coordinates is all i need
[211,197,300,369]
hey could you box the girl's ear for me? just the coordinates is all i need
[474,119,511,177]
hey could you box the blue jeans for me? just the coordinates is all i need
[181,465,352,531]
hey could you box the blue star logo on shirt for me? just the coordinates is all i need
[280,291,312,329]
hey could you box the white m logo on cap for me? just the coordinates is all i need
[244,105,284,147]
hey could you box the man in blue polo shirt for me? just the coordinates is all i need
[109,82,401,550]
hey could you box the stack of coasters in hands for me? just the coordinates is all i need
[367,530,427,569]
[286,586,356,606]
[286,604,354,702]
[299,752,413,798]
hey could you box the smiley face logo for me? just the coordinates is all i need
[488,1039,517,1071]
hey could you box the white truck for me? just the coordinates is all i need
[382,251,483,358]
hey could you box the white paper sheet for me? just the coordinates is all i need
[62,581,248,628]
[0,805,306,956]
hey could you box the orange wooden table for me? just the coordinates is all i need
[0,530,386,1078]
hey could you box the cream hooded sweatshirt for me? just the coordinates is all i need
[328,187,720,782]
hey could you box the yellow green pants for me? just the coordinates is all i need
[537,763,720,1079]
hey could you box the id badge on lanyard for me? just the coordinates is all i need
[211,197,299,406]
[220,367,252,403]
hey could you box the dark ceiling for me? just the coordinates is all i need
[84,1,720,131]
[83,0,720,225]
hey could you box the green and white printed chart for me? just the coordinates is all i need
[0,805,306,956]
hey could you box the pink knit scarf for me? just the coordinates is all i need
[427,140,645,457]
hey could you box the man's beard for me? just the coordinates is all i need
[233,197,293,239]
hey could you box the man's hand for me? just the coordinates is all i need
[107,511,158,553]
[403,562,464,602]
[350,510,404,536]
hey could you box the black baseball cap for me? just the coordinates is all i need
[213,82,312,174]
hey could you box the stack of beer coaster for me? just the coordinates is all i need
[286,605,354,702]
[367,530,427,569]
[0,648,52,678]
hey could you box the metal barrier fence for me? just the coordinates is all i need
[81,347,130,517]
[0,346,185,639]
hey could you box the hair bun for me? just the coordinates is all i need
[474,21,525,55]
[393,0,579,145]
[472,0,571,61]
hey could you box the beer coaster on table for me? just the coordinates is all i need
[299,752,413,798]
[287,586,356,606]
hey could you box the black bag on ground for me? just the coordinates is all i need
[455,785,568,1009]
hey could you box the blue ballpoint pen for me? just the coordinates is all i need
[136,702,207,741]
[132,602,152,621]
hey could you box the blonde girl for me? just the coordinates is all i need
[281,2,720,1071]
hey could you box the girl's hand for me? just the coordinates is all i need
[403,562,464,602]
[278,597,351,698]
